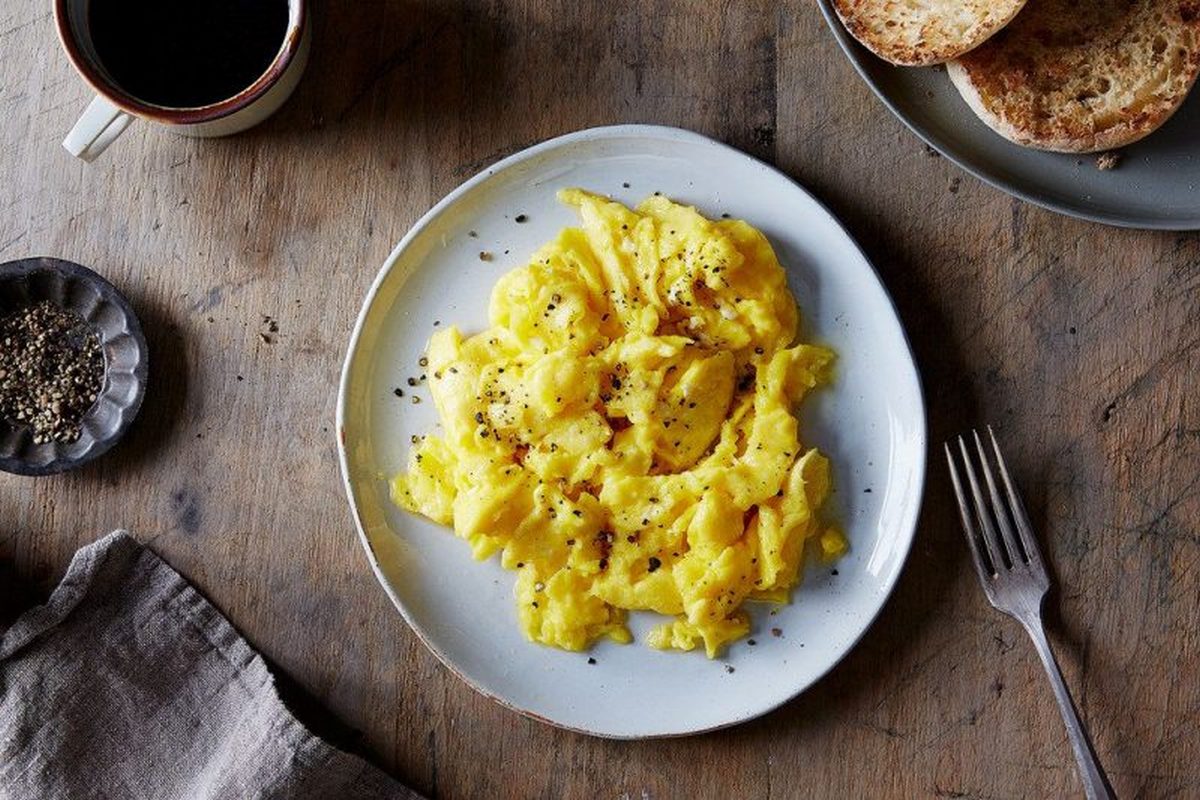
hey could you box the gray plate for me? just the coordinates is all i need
[0,258,149,476]
[816,0,1200,230]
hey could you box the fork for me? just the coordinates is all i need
[945,428,1116,800]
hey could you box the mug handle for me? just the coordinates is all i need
[63,95,133,162]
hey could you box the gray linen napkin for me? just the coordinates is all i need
[0,531,422,800]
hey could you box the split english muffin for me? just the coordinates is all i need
[947,0,1200,152]
[831,0,1028,66]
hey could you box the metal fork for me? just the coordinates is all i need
[945,428,1116,800]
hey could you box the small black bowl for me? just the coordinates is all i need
[0,258,148,476]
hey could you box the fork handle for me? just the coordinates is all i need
[1020,615,1117,800]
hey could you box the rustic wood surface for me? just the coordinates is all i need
[2,2,1198,798]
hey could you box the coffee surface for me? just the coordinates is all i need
[89,0,290,108]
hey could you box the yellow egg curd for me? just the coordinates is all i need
[392,189,844,658]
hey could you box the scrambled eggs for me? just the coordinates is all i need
[392,189,843,657]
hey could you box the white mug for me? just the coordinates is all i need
[54,0,310,162]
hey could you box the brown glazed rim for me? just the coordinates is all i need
[53,0,307,126]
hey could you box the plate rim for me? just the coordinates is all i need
[336,123,928,738]
[814,0,1200,232]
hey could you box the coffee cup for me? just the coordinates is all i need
[54,0,310,162]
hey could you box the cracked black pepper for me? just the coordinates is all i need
[0,301,105,445]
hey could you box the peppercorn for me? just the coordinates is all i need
[0,301,104,445]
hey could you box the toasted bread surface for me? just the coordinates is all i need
[948,0,1200,152]
[832,0,1027,66]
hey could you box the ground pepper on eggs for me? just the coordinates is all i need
[392,189,845,657]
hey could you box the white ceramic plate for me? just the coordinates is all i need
[337,125,926,738]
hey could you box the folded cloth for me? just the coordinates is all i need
[0,531,422,800]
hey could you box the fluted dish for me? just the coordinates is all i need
[0,257,148,475]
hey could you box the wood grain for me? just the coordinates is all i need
[2,1,1198,798]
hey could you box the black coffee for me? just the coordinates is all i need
[89,0,290,108]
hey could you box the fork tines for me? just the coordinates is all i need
[944,427,1047,586]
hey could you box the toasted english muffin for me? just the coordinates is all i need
[832,0,1028,66]
[947,0,1200,153]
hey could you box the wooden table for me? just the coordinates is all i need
[3,2,1198,797]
